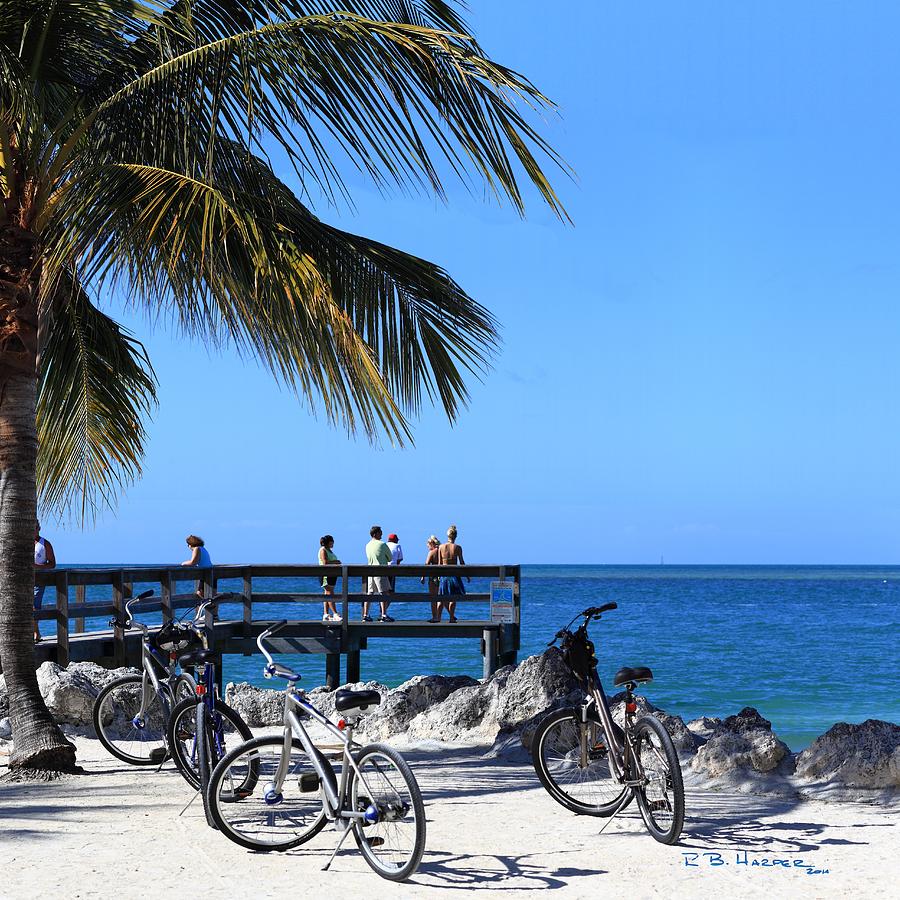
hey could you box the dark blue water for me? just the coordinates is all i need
[58,565,900,751]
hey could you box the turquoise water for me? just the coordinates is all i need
[60,564,900,751]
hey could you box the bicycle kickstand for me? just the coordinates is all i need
[596,789,635,836]
[322,824,355,872]
[178,790,202,817]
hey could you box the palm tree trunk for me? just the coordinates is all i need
[0,222,76,773]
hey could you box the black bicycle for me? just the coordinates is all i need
[531,603,685,844]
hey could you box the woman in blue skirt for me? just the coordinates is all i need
[438,525,470,623]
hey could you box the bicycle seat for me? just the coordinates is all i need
[613,666,653,686]
[334,688,381,714]
[178,648,217,668]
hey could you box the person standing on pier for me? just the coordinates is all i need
[33,521,56,642]
[422,535,442,622]
[438,524,469,623]
[319,535,341,621]
[363,525,394,622]
[386,532,403,592]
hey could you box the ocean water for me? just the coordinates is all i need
[58,564,900,751]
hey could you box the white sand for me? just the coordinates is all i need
[1,734,896,899]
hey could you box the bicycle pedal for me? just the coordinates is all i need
[149,748,167,763]
[298,773,320,792]
[366,837,385,848]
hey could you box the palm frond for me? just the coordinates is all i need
[82,8,568,215]
[36,269,157,519]
[43,159,413,441]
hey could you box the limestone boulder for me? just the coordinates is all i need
[405,677,503,744]
[224,682,288,727]
[306,681,390,729]
[407,648,583,746]
[608,692,700,755]
[687,716,722,743]
[690,707,794,781]
[35,661,108,726]
[795,720,900,790]
[356,675,478,741]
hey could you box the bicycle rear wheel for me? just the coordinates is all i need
[532,706,632,816]
[92,674,171,765]
[633,716,685,844]
[351,743,426,882]
[207,735,329,852]
[168,697,252,791]
[196,703,216,828]
[174,674,196,705]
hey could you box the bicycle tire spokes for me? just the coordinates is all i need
[93,676,169,765]
[209,738,327,851]
[351,745,425,880]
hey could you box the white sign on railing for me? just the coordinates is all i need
[490,581,516,624]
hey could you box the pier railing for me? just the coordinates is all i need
[28,564,521,687]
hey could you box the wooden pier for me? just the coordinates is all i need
[24,564,521,689]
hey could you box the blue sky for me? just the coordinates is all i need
[57,1,900,565]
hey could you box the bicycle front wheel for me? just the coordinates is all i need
[532,706,632,816]
[633,716,685,844]
[207,735,329,852]
[92,674,171,765]
[174,674,196,705]
[351,743,426,882]
[168,698,252,791]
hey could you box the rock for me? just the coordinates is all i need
[0,717,11,739]
[405,677,501,744]
[687,716,722,743]
[690,707,794,781]
[496,650,582,728]
[356,675,478,741]
[306,681,390,728]
[795,720,900,790]
[224,682,287,727]
[36,662,104,726]
[407,648,583,746]
[608,692,700,755]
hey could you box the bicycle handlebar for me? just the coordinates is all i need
[583,602,618,618]
[547,602,619,646]
[257,620,301,682]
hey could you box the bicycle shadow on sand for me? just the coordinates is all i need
[411,848,607,890]
[674,789,893,854]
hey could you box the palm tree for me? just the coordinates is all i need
[0,1,566,773]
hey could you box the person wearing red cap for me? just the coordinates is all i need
[386,533,403,594]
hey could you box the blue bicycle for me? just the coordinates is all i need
[166,596,252,825]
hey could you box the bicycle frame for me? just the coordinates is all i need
[578,672,646,786]
[270,687,380,822]
[121,595,205,724]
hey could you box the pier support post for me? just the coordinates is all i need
[325,653,340,691]
[112,572,126,667]
[55,571,69,667]
[482,628,498,679]
[346,649,360,684]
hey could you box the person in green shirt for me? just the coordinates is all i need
[363,525,395,622]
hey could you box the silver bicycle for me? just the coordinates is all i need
[207,621,426,882]
[92,591,201,765]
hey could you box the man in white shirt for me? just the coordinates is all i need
[386,533,403,594]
